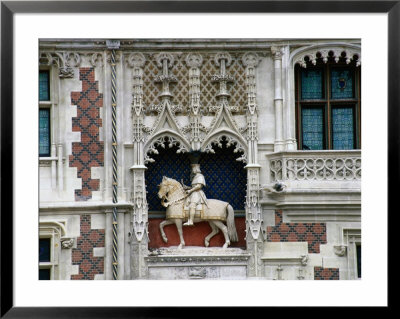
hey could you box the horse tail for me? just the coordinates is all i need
[226,204,238,242]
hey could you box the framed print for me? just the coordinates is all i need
[1,0,395,317]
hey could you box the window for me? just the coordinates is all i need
[356,244,361,279]
[39,237,52,280]
[295,58,361,150]
[39,108,51,156]
[39,70,51,157]
[39,70,50,101]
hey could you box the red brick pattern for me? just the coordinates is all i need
[71,215,105,280]
[267,210,327,253]
[69,68,104,201]
[314,266,340,280]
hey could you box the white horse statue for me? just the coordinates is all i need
[158,176,238,249]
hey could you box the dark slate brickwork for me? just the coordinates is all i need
[71,214,105,280]
[314,266,340,280]
[70,67,104,201]
[267,210,327,253]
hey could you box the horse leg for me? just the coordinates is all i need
[205,221,220,247]
[175,219,185,249]
[159,219,174,243]
[212,220,230,248]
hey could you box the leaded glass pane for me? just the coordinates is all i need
[39,238,51,262]
[39,269,50,280]
[301,69,323,100]
[332,107,355,149]
[39,109,50,156]
[331,68,354,99]
[39,71,50,101]
[301,107,324,150]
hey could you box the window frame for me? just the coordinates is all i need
[39,67,52,158]
[295,59,361,150]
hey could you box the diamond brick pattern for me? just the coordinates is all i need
[314,266,339,280]
[267,210,327,253]
[69,68,104,201]
[71,215,105,280]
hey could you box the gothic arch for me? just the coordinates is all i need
[285,42,361,150]
[144,130,191,164]
[201,129,248,163]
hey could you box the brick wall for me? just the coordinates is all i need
[70,68,104,201]
[71,214,105,280]
[267,210,327,253]
[314,266,340,280]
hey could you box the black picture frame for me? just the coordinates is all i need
[1,1,395,317]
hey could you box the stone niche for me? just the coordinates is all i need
[145,247,251,280]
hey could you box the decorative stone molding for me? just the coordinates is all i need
[271,46,284,60]
[202,134,247,163]
[88,52,104,68]
[106,39,120,50]
[144,135,189,164]
[293,45,361,68]
[185,52,203,69]
[146,247,251,264]
[269,151,361,182]
[242,52,260,116]
[39,51,82,78]
[126,52,146,69]
[212,52,235,103]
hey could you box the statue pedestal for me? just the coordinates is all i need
[145,246,251,280]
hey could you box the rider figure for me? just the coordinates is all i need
[183,164,208,226]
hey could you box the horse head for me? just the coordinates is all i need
[157,177,183,200]
[158,176,169,199]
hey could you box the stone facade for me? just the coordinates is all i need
[39,39,361,280]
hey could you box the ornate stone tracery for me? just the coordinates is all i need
[124,49,266,278]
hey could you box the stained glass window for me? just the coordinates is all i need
[301,69,323,100]
[39,70,50,101]
[331,68,354,99]
[332,107,354,150]
[301,107,324,150]
[39,109,50,156]
[39,238,51,262]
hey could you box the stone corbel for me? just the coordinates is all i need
[61,237,75,249]
[334,245,347,256]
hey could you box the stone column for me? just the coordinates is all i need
[271,46,285,152]
[127,52,149,279]
[242,52,266,278]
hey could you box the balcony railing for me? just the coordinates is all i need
[268,150,361,183]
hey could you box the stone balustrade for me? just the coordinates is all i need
[268,150,361,183]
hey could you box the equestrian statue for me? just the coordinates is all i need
[158,164,238,249]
